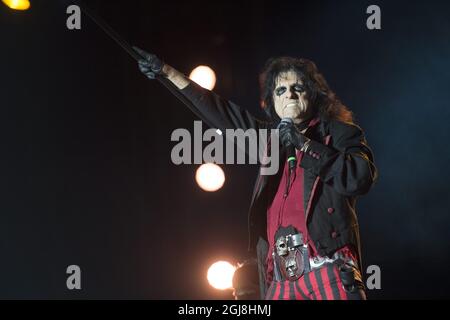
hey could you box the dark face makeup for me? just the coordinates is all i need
[273,70,311,123]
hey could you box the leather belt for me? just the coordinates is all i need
[273,233,357,282]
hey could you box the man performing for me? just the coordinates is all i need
[134,47,378,300]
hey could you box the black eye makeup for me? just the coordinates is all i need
[293,84,306,92]
[275,86,286,96]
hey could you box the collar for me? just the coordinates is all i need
[297,116,320,132]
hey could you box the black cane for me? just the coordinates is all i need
[74,0,216,128]
[74,0,142,62]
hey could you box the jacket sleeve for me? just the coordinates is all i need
[179,81,268,132]
[300,121,378,196]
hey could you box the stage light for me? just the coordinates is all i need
[195,163,225,192]
[189,65,216,90]
[2,0,30,10]
[207,261,236,290]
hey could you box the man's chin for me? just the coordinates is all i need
[283,111,302,120]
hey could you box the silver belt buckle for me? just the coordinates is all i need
[289,233,303,247]
[274,233,306,281]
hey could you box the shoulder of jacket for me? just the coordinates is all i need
[327,119,363,135]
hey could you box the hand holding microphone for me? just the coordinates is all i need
[278,118,311,170]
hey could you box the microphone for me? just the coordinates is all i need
[278,118,297,171]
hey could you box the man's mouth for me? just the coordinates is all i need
[284,103,298,109]
[283,102,307,114]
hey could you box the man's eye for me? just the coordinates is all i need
[276,88,286,96]
[294,85,305,92]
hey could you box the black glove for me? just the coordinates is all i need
[133,46,164,79]
[279,121,309,150]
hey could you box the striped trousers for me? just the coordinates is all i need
[265,262,366,300]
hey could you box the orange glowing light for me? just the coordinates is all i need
[195,163,225,192]
[2,0,30,10]
[207,261,236,290]
[189,65,216,90]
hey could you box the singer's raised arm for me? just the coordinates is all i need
[134,46,269,133]
[165,63,270,133]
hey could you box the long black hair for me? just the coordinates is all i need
[259,57,354,124]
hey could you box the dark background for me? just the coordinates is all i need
[1,0,449,299]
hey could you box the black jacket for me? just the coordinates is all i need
[177,81,378,263]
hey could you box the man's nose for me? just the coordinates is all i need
[289,89,298,99]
